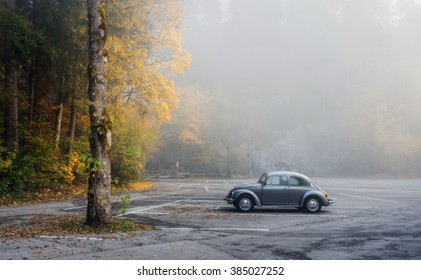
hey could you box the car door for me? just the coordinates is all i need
[262,175,289,205]
[288,176,310,205]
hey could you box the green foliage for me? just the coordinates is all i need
[0,146,15,172]
[111,118,155,182]
[0,5,42,68]
[80,153,101,173]
[113,188,131,215]
[0,122,87,196]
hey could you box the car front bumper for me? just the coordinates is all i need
[327,199,334,206]
[224,196,233,204]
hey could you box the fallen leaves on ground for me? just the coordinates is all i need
[0,181,153,207]
[126,181,154,192]
[0,214,154,240]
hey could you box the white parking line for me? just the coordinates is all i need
[157,227,270,232]
[39,235,103,241]
[136,212,169,215]
[117,201,182,217]
[205,227,270,232]
[63,206,85,211]
[340,193,400,204]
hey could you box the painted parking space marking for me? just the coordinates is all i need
[157,227,270,232]
[39,235,104,241]
[63,206,85,211]
[135,211,169,215]
[340,193,400,204]
[117,200,182,217]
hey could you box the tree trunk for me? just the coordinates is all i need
[66,96,76,153]
[86,0,112,225]
[3,67,19,152]
[2,0,19,153]
[54,102,63,148]
[28,56,36,122]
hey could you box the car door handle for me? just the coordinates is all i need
[283,187,288,191]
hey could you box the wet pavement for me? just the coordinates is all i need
[1,178,421,259]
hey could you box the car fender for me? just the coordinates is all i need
[233,189,262,207]
[301,190,328,207]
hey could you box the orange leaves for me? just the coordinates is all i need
[125,181,153,192]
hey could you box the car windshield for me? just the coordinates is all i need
[257,173,267,184]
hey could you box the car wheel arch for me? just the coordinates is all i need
[301,191,327,207]
[233,190,262,207]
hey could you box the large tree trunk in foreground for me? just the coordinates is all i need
[86,0,112,225]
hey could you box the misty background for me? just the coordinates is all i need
[147,0,421,177]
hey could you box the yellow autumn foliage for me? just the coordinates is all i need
[59,151,83,184]
[103,0,190,181]
[107,0,190,124]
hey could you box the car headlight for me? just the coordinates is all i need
[324,192,328,198]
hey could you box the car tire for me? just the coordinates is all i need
[304,196,322,213]
[234,194,255,212]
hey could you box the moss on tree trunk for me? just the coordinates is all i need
[86,0,112,225]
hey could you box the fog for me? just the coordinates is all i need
[148,0,421,177]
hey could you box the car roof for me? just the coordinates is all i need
[265,171,311,179]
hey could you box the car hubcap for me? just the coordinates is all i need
[239,198,252,210]
[307,198,320,212]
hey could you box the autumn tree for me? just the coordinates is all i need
[0,0,190,199]
[85,0,190,222]
[86,0,112,225]
[106,0,191,181]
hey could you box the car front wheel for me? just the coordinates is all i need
[234,194,255,212]
[304,197,322,213]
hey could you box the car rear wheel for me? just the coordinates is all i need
[234,194,254,212]
[304,197,322,213]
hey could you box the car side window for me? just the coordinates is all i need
[289,176,310,187]
[266,176,280,186]
[266,175,288,186]
[280,176,288,186]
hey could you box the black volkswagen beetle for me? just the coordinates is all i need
[224,171,333,213]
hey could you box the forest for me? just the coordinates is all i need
[2,0,421,205]
[0,0,190,200]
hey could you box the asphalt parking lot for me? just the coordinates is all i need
[1,177,421,259]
